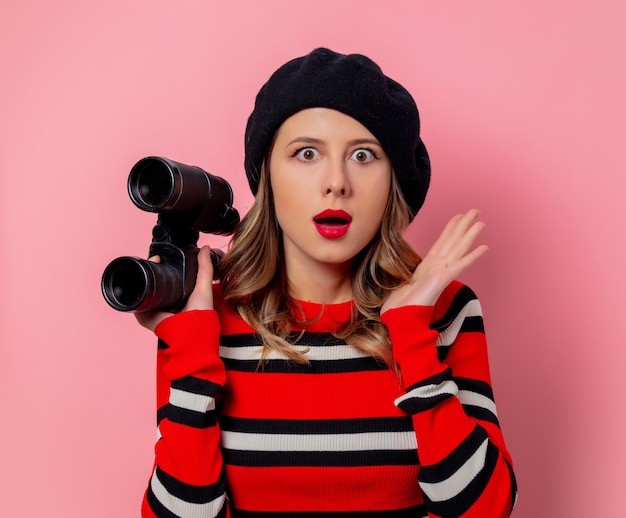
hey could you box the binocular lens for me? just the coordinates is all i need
[130,159,174,210]
[102,255,185,312]
[102,258,150,311]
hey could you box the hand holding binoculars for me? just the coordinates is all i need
[101,156,240,312]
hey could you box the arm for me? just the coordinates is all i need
[142,310,228,518]
[137,247,229,517]
[381,210,517,517]
[382,283,517,517]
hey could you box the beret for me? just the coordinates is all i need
[244,47,430,220]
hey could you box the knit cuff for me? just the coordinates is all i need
[155,310,224,384]
[381,305,445,387]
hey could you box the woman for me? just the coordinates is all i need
[137,48,517,517]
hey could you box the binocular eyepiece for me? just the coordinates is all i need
[101,156,240,312]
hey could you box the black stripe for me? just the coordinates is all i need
[455,377,494,400]
[172,375,222,397]
[455,377,500,426]
[221,333,264,347]
[231,505,428,517]
[155,465,226,504]
[461,315,485,334]
[146,484,228,518]
[505,458,518,513]
[157,404,167,427]
[222,448,418,467]
[404,367,452,392]
[221,332,389,373]
[437,315,485,347]
[156,377,221,427]
[157,338,170,350]
[436,316,485,361]
[437,345,452,362]
[145,486,181,518]
[395,393,455,415]
[222,356,388,374]
[430,285,478,331]
[291,332,356,346]
[221,332,349,348]
[462,405,500,427]
[419,425,489,484]
[219,415,415,435]
[167,404,217,429]
[397,368,455,415]
[424,440,500,517]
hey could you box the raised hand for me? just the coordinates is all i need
[382,209,488,313]
[134,245,215,332]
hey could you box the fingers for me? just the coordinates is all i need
[183,245,215,311]
[428,209,485,263]
[383,210,488,311]
[450,216,486,263]
[417,209,488,285]
[134,248,215,331]
[450,243,489,276]
[196,245,215,292]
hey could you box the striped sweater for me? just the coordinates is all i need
[142,281,517,517]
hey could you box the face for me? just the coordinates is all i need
[269,107,392,275]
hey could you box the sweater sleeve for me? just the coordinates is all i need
[141,309,229,518]
[381,282,517,518]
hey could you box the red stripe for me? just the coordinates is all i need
[223,369,406,420]
[225,464,423,512]
[156,422,223,486]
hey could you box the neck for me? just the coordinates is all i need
[286,259,353,304]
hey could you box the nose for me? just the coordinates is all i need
[323,159,350,197]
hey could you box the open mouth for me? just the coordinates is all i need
[313,209,352,225]
[314,216,351,226]
[313,209,352,238]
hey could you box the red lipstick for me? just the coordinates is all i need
[313,209,352,239]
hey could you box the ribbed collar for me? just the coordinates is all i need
[291,299,355,332]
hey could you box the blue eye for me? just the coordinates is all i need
[351,148,376,163]
[295,147,320,161]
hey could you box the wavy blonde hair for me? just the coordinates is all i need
[217,157,421,365]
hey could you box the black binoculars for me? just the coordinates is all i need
[101,156,240,312]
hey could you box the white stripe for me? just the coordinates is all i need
[221,430,417,452]
[220,343,370,361]
[458,389,498,418]
[436,299,482,347]
[395,379,458,407]
[150,469,225,517]
[419,437,489,502]
[169,387,215,413]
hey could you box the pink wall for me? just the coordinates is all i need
[1,1,624,516]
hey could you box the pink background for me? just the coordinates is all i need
[1,1,624,516]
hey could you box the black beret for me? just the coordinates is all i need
[244,47,431,220]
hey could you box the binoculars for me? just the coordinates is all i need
[101,156,240,312]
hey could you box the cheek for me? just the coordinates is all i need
[368,177,392,218]
[270,171,301,225]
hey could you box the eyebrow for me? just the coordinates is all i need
[286,137,382,147]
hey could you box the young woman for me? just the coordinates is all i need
[137,48,517,517]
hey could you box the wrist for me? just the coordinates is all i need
[382,305,445,384]
[156,309,224,382]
